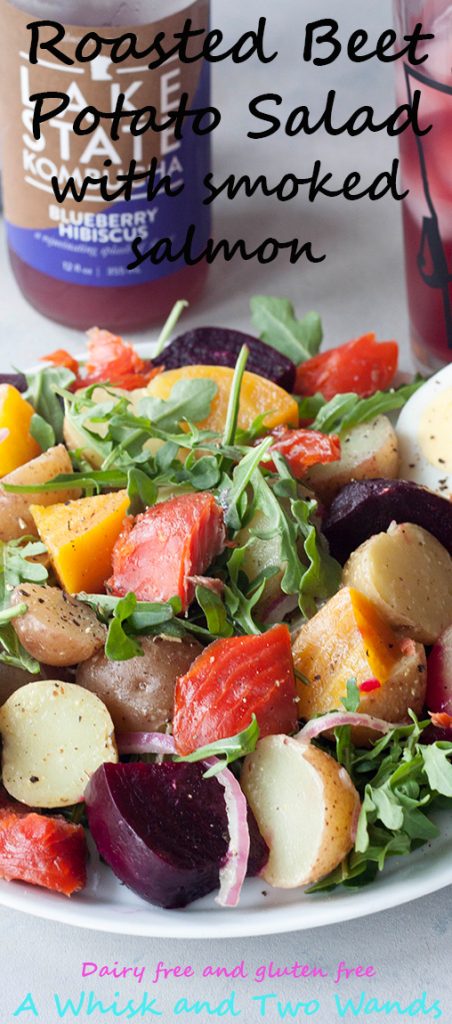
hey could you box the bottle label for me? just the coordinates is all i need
[0,1,211,287]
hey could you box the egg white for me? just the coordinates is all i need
[396,363,452,498]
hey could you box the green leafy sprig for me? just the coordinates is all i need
[174,715,260,778]
[298,378,426,435]
[0,537,49,672]
[250,296,323,365]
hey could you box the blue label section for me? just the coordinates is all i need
[7,63,211,288]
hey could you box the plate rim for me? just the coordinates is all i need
[0,849,452,937]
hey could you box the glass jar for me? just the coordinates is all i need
[0,0,210,330]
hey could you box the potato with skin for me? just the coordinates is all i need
[76,634,203,733]
[0,680,117,807]
[292,587,427,742]
[10,585,106,666]
[304,416,399,504]
[241,735,360,888]
[0,445,80,542]
[343,522,452,645]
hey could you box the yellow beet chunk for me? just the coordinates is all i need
[30,490,129,594]
[292,587,427,730]
[0,385,41,475]
[146,365,299,433]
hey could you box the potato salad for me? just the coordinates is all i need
[0,297,450,911]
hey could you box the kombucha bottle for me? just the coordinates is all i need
[0,0,211,330]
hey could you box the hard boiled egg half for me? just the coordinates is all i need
[397,363,452,498]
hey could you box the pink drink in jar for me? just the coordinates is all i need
[395,1,452,369]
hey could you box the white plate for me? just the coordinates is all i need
[0,814,451,937]
[1,347,450,936]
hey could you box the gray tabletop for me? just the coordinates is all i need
[0,0,451,1019]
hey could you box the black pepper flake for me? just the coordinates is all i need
[29,776,39,783]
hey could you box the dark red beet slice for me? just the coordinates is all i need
[153,327,296,392]
[323,478,452,564]
[85,762,267,909]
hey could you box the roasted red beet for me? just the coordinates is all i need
[153,327,296,392]
[323,479,452,563]
[85,762,268,909]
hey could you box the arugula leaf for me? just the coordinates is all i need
[223,438,273,531]
[0,537,49,672]
[0,539,48,594]
[224,544,267,635]
[250,296,322,365]
[309,378,426,435]
[25,366,75,443]
[295,393,326,422]
[422,744,452,797]
[127,468,158,516]
[105,593,144,661]
[247,469,340,618]
[341,678,360,713]
[176,453,220,491]
[30,412,55,451]
[174,715,260,777]
[80,592,180,626]
[63,393,113,465]
[291,497,341,617]
[196,585,233,638]
[138,378,217,432]
[79,591,194,658]
[4,468,128,497]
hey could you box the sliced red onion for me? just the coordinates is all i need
[261,592,299,625]
[204,757,250,909]
[297,711,405,745]
[117,732,176,756]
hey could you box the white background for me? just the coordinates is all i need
[0,0,451,1019]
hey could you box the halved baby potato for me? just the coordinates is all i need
[0,444,80,542]
[0,680,117,807]
[241,735,359,888]
[304,415,399,504]
[10,584,106,666]
[292,587,427,740]
[343,522,452,645]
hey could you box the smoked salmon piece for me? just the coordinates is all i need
[265,428,341,478]
[173,624,298,754]
[108,492,226,611]
[294,334,398,400]
[0,805,86,896]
